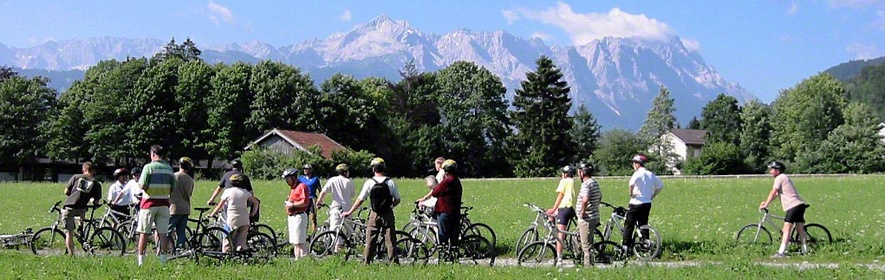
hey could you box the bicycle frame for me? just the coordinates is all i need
[751,208,788,240]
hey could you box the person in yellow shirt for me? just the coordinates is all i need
[546,165,577,265]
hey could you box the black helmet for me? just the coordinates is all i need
[441,159,457,173]
[767,161,786,172]
[230,159,243,169]
[130,166,142,177]
[561,165,576,175]
[631,154,648,164]
[281,168,299,179]
[113,168,129,178]
[578,163,594,174]
[179,157,194,170]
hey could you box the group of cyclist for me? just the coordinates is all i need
[59,143,810,266]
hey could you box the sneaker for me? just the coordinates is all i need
[770,252,788,259]
[555,258,563,266]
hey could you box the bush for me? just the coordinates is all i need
[241,146,376,180]
[682,141,744,175]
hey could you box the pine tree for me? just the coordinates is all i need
[570,103,601,164]
[637,85,678,174]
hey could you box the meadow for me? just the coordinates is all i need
[0,175,883,279]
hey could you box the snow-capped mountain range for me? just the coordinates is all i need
[0,15,755,130]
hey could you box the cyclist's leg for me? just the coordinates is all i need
[578,217,598,266]
[382,212,397,263]
[554,208,575,257]
[622,205,638,247]
[329,207,344,249]
[364,212,380,264]
[637,204,651,241]
[438,213,451,246]
[62,208,85,255]
[308,201,317,234]
[154,207,171,262]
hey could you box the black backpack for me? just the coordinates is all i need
[369,178,393,213]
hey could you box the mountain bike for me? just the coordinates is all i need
[30,201,126,256]
[0,228,33,251]
[516,203,603,254]
[517,204,624,266]
[406,202,495,260]
[736,207,832,250]
[598,202,662,261]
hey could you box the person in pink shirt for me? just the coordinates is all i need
[759,161,809,258]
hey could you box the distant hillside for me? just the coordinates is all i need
[825,57,885,81]
[842,62,885,122]
[13,68,84,94]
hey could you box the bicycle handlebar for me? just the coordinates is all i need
[49,201,61,213]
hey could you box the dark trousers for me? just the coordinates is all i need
[437,212,461,246]
[364,211,397,264]
[622,203,652,247]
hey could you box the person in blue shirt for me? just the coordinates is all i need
[298,164,322,233]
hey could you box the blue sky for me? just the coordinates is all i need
[2,1,884,102]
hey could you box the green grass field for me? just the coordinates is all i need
[1,176,883,279]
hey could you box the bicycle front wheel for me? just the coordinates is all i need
[308,231,338,258]
[515,227,538,254]
[252,223,278,249]
[461,234,495,264]
[394,236,428,265]
[736,224,773,245]
[247,232,276,260]
[793,223,832,248]
[88,227,126,256]
[593,240,625,264]
[463,223,497,247]
[632,225,661,261]
[517,241,557,266]
[30,227,66,255]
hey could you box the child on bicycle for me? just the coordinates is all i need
[759,161,808,258]
[209,174,260,253]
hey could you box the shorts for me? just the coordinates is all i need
[288,212,308,245]
[137,206,171,234]
[784,204,808,223]
[62,208,87,232]
[555,207,576,225]
[329,207,353,236]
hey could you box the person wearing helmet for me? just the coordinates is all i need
[343,157,402,264]
[298,163,322,234]
[282,168,310,259]
[433,157,446,183]
[316,163,356,250]
[207,159,253,206]
[418,159,463,247]
[127,166,143,205]
[136,145,175,266]
[107,168,132,222]
[209,173,260,253]
[546,165,577,265]
[760,161,809,258]
[168,157,195,251]
[623,154,663,253]
[575,163,602,267]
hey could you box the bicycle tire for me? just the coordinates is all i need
[88,226,126,256]
[461,234,495,264]
[252,223,278,249]
[515,227,538,254]
[199,226,228,252]
[632,225,661,261]
[793,223,832,248]
[592,240,625,264]
[394,236,428,265]
[246,231,276,260]
[309,230,339,258]
[463,223,497,247]
[736,224,773,245]
[517,241,557,266]
[30,227,66,255]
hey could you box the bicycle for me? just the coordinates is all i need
[169,212,276,264]
[403,204,497,248]
[30,201,126,256]
[517,204,624,266]
[516,203,603,254]
[405,202,495,260]
[0,228,33,251]
[736,207,833,250]
[598,202,662,261]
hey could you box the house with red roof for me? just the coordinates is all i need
[246,129,346,159]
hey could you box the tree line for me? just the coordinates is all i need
[1,38,882,179]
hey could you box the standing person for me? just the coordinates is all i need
[419,176,438,212]
[107,168,132,221]
[126,166,143,211]
[136,145,176,266]
[623,154,663,253]
[316,163,356,248]
[207,159,253,205]
[209,174,260,253]
[62,162,102,255]
[546,165,577,265]
[298,164,321,233]
[418,159,462,247]
[575,163,602,267]
[282,168,309,259]
[168,157,195,251]
[433,157,446,183]
[759,161,809,258]
[342,158,401,264]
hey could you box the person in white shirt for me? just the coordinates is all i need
[434,157,446,183]
[108,168,133,220]
[342,158,402,264]
[315,163,356,244]
[623,154,663,251]
[112,167,142,213]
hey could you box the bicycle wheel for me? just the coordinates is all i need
[199,227,228,252]
[593,240,625,264]
[395,236,429,265]
[401,220,422,235]
[115,220,138,253]
[517,241,557,266]
[461,234,494,263]
[409,226,437,250]
[88,226,126,256]
[308,231,338,258]
[252,224,278,249]
[463,223,497,247]
[246,232,276,260]
[632,225,661,261]
[30,227,66,255]
[515,227,538,254]
[793,223,832,248]
[736,224,773,245]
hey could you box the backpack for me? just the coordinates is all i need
[76,178,96,193]
[368,178,393,213]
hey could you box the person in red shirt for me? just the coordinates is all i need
[418,159,462,246]
[282,168,309,259]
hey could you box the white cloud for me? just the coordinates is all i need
[339,9,352,22]
[846,42,878,59]
[502,10,520,24]
[681,38,700,52]
[502,3,673,45]
[530,32,552,41]
[207,1,236,25]
[874,10,885,30]
[829,0,880,8]
[786,2,799,16]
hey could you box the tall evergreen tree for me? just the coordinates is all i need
[570,103,601,164]
[700,94,743,145]
[510,56,573,177]
[686,116,701,129]
[637,85,678,173]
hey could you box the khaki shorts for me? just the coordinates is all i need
[137,207,171,234]
[288,213,308,245]
[62,208,87,232]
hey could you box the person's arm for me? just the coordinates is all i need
[759,188,779,210]
[289,185,310,208]
[92,183,102,205]
[63,176,75,196]
[422,178,447,201]
[548,192,564,215]
[580,194,590,217]
[343,199,363,217]
[247,196,260,217]
[112,189,126,205]
[207,186,223,205]
[652,176,664,199]
[209,198,227,216]
[390,181,402,208]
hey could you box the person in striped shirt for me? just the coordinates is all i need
[576,163,602,267]
[136,145,176,266]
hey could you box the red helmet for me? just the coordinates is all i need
[631,154,648,164]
